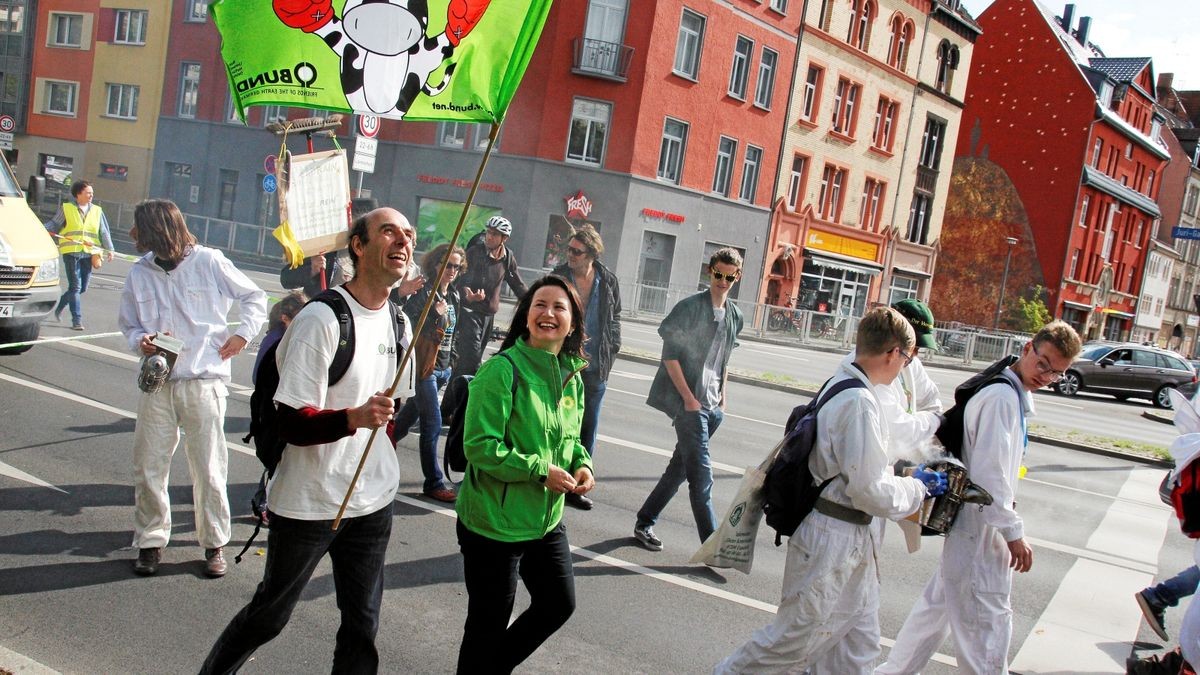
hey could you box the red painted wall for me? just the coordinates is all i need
[27,0,100,142]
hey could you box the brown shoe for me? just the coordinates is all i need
[424,487,457,503]
[133,547,161,576]
[204,547,227,578]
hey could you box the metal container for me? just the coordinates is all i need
[917,458,993,536]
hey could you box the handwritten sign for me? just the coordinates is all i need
[280,149,351,257]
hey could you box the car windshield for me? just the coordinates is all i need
[1079,345,1113,361]
[0,155,22,198]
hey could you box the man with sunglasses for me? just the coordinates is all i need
[877,320,1081,675]
[635,248,744,551]
[551,225,622,510]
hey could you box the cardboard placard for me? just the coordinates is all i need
[278,149,351,257]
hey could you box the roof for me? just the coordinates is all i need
[1089,57,1153,84]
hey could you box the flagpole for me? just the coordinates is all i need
[332,120,504,530]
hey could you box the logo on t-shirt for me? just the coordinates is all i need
[377,343,397,356]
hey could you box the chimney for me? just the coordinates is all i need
[1077,16,1092,47]
[1060,4,1076,32]
[1159,72,1175,92]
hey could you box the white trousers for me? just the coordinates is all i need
[874,554,1013,674]
[132,378,231,550]
[716,513,883,675]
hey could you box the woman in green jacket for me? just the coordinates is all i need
[455,275,595,674]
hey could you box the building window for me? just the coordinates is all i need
[113,9,147,44]
[99,163,128,181]
[44,81,77,115]
[847,0,874,51]
[1186,186,1199,216]
[919,116,946,169]
[888,275,919,304]
[178,62,200,118]
[754,48,777,109]
[261,105,286,127]
[818,164,847,221]
[887,16,913,70]
[712,136,736,196]
[1079,195,1089,227]
[800,65,824,123]
[787,154,810,210]
[769,0,787,12]
[673,9,705,80]
[935,41,959,94]
[739,145,762,202]
[860,178,885,231]
[185,0,207,22]
[566,98,610,165]
[217,169,237,220]
[871,97,897,151]
[728,36,753,99]
[1098,81,1114,108]
[658,117,688,184]
[105,83,138,119]
[1146,169,1155,197]
[907,194,932,244]
[49,13,82,47]
[815,0,834,31]
[225,95,243,124]
[831,77,861,136]
[1092,138,1103,167]
[439,121,468,148]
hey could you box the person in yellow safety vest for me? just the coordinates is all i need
[43,180,114,330]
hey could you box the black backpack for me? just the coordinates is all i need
[763,377,867,545]
[934,355,1020,460]
[236,288,404,563]
[442,352,518,479]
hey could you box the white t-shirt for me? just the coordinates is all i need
[268,287,414,520]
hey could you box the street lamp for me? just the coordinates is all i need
[994,236,1019,329]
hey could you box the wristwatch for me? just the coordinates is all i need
[538,474,547,484]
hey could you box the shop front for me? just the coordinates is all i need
[799,228,883,318]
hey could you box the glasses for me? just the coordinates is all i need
[894,346,914,368]
[566,245,588,257]
[711,271,739,282]
[1033,346,1066,380]
[445,263,463,272]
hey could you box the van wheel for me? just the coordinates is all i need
[1155,385,1176,409]
[0,323,38,355]
[1056,371,1081,396]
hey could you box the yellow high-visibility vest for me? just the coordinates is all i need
[58,203,103,255]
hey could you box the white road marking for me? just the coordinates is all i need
[1011,467,1169,673]
[611,369,654,381]
[0,460,67,493]
[57,340,254,395]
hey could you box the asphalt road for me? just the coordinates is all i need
[0,257,1191,674]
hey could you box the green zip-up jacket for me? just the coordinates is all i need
[455,339,593,542]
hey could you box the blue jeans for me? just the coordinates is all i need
[636,407,724,543]
[393,367,451,493]
[456,520,575,674]
[579,371,607,457]
[200,503,393,675]
[1145,564,1200,607]
[55,253,92,326]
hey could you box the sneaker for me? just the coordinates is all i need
[204,547,227,578]
[1136,590,1169,640]
[633,525,663,551]
[565,492,594,510]
[133,547,161,576]
[53,306,64,322]
[424,487,457,503]
[71,324,84,331]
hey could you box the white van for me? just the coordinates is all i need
[0,153,59,354]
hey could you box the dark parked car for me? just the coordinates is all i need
[1055,343,1197,408]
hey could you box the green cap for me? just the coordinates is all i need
[892,299,938,351]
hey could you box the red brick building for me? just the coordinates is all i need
[934,0,1169,338]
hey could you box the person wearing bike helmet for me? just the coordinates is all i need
[452,215,528,379]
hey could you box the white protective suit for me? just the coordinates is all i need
[875,367,1030,675]
[842,350,943,462]
[716,363,928,675]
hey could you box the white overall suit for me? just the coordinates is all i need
[716,363,928,674]
[876,367,1030,675]
[843,350,943,462]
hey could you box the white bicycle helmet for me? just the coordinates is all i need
[485,215,513,236]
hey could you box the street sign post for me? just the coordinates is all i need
[353,136,377,174]
[1173,226,1200,240]
[358,114,380,139]
[262,174,277,193]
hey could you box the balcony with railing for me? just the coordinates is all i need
[915,165,938,195]
[572,37,634,82]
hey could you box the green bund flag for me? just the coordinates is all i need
[211,0,552,123]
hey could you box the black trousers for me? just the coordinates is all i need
[456,520,576,674]
[452,309,494,380]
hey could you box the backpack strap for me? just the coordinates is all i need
[812,377,867,413]
[311,289,355,386]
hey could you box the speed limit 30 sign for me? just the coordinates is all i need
[358,114,379,138]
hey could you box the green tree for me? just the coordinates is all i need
[1009,285,1053,333]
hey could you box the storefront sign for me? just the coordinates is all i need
[417,174,504,193]
[564,190,592,219]
[641,207,685,223]
[805,230,879,261]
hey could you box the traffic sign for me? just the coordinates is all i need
[358,114,380,139]
[262,175,277,193]
[1173,226,1200,240]
[0,115,14,132]
[353,136,377,174]
[264,154,277,175]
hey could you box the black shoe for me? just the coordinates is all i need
[565,492,593,510]
[133,547,161,576]
[633,525,663,551]
[1136,590,1169,640]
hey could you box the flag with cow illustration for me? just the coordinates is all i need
[211,0,552,123]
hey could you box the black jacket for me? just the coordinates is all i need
[401,284,461,379]
[552,260,622,381]
[455,234,527,315]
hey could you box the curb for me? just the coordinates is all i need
[614,351,1173,469]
